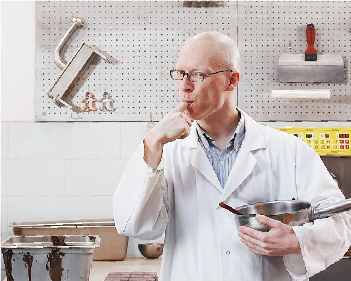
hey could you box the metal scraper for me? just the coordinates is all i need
[277,24,345,83]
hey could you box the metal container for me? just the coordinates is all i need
[12,218,128,260]
[138,243,164,259]
[1,235,100,281]
[236,198,351,231]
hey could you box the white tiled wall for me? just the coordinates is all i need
[64,159,128,195]
[1,121,166,275]
[1,124,8,160]
[1,197,8,237]
[120,122,151,160]
[8,123,121,159]
[1,121,163,254]
[6,195,114,224]
[2,160,65,196]
[1,121,150,234]
[1,122,162,238]
[1,1,35,122]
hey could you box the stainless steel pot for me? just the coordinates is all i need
[236,198,351,232]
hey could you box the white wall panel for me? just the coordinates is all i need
[2,160,64,196]
[8,122,121,159]
[1,196,8,235]
[120,122,149,159]
[7,196,113,224]
[1,123,9,160]
[1,1,35,122]
[64,159,127,195]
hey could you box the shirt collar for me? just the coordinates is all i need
[196,109,245,152]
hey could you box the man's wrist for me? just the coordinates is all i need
[143,135,164,170]
[144,132,164,154]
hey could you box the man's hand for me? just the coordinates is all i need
[238,214,301,256]
[150,102,192,144]
[144,102,192,169]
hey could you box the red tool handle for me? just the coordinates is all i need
[305,24,317,55]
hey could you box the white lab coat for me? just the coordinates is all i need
[113,111,351,281]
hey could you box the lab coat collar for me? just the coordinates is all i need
[180,121,198,149]
[181,110,266,151]
[222,111,267,201]
[181,110,267,195]
[239,111,266,151]
[181,122,223,190]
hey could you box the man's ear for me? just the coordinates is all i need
[226,72,239,91]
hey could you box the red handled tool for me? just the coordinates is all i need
[305,23,317,61]
[219,202,244,215]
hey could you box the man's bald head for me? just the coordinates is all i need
[180,31,240,73]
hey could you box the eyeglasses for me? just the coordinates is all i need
[170,69,233,82]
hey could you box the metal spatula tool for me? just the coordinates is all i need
[277,24,345,83]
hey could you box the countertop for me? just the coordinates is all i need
[2,257,162,281]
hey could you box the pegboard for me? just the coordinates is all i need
[35,1,237,121]
[35,1,351,122]
[237,1,351,121]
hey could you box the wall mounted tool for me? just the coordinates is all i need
[305,24,317,61]
[54,16,85,69]
[277,24,345,83]
[47,16,115,111]
[271,89,330,99]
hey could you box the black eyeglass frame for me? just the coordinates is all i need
[170,69,233,82]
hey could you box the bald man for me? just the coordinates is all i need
[113,32,351,281]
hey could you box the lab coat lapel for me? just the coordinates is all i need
[221,111,267,202]
[221,140,257,202]
[191,143,223,192]
[181,122,222,192]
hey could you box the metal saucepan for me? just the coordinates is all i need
[235,198,351,232]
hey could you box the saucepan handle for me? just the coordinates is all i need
[312,198,351,220]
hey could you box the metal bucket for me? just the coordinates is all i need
[1,235,100,281]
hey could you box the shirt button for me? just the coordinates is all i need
[226,251,230,255]
[221,161,224,166]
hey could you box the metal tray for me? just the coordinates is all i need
[11,218,128,261]
[1,235,100,281]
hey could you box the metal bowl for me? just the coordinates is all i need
[236,199,351,232]
[236,215,271,232]
[138,243,163,259]
[235,200,311,232]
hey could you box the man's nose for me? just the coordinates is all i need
[178,76,194,92]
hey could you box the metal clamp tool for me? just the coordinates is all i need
[47,16,115,111]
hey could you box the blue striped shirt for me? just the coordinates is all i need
[196,111,246,188]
